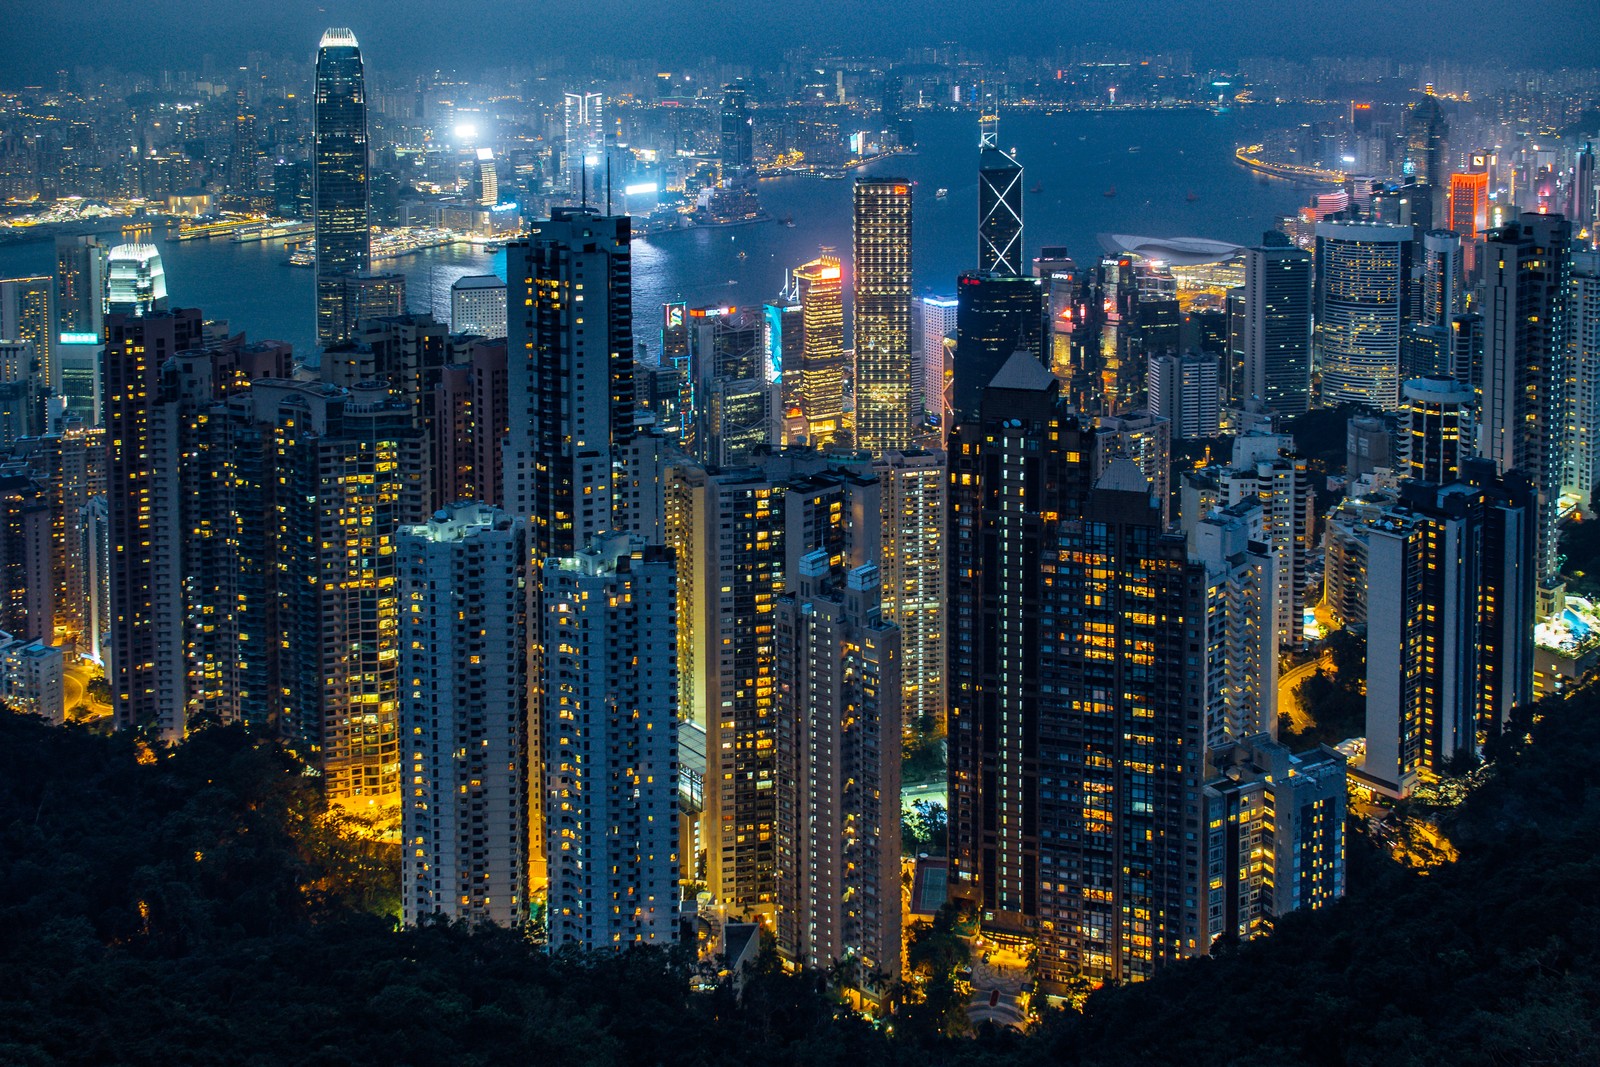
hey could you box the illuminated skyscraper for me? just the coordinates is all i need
[54,235,107,343]
[774,553,901,987]
[874,449,946,737]
[793,253,845,444]
[399,504,528,928]
[1241,231,1311,416]
[504,207,634,557]
[1448,171,1489,239]
[719,81,754,176]
[1403,377,1474,484]
[475,146,498,206]
[919,295,958,424]
[563,92,604,191]
[853,178,914,453]
[1419,229,1464,328]
[1568,252,1600,509]
[977,120,1023,275]
[104,308,205,739]
[688,306,776,467]
[105,245,167,318]
[1314,221,1412,409]
[0,277,52,398]
[1479,213,1573,597]
[313,28,371,348]
[1363,467,1534,796]
[540,533,680,951]
[1405,93,1448,222]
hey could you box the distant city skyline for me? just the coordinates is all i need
[3,0,1598,81]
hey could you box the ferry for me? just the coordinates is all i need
[934,188,948,199]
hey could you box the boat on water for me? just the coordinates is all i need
[1103,187,1117,198]
[935,188,949,199]
[1186,191,1199,203]
[1030,182,1043,194]
[781,215,796,228]
[286,250,314,267]
[737,250,748,261]
[1128,146,1142,153]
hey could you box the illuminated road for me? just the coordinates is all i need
[1278,654,1327,735]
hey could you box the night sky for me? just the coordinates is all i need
[4,0,1598,80]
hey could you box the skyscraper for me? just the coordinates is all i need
[0,277,52,398]
[54,235,107,342]
[563,91,604,192]
[1314,221,1413,409]
[853,178,913,453]
[104,308,205,738]
[688,306,776,467]
[950,272,1045,424]
[793,253,845,444]
[104,245,168,318]
[1147,351,1221,439]
[504,207,634,557]
[313,28,371,348]
[1405,93,1448,222]
[1363,467,1534,795]
[1241,231,1312,416]
[719,81,754,176]
[1448,171,1489,239]
[774,554,901,986]
[1478,213,1573,595]
[919,294,958,425]
[1568,251,1600,509]
[1403,377,1474,484]
[1419,229,1464,328]
[540,532,679,950]
[874,449,946,739]
[399,504,528,928]
[978,120,1023,275]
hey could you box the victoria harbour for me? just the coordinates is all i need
[0,105,1331,358]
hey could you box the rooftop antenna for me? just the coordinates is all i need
[581,154,588,209]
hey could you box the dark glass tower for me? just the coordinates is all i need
[313,28,370,348]
[719,81,753,176]
[950,271,1045,424]
[978,123,1023,275]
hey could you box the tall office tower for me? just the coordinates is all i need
[1205,736,1346,941]
[774,554,902,985]
[1450,310,1484,389]
[661,302,691,441]
[1033,460,1208,985]
[0,469,52,643]
[0,277,53,394]
[1478,213,1573,595]
[1569,252,1600,509]
[399,504,528,928]
[504,207,633,555]
[475,147,498,206]
[1189,504,1279,749]
[874,449,946,737]
[761,294,803,439]
[669,458,882,920]
[339,272,406,336]
[1314,221,1413,409]
[1095,411,1172,526]
[104,245,168,319]
[1572,143,1596,237]
[1147,351,1221,439]
[1241,232,1312,417]
[264,379,424,801]
[541,532,680,950]
[103,309,205,738]
[1419,229,1464,327]
[793,253,845,444]
[688,306,777,466]
[1402,377,1473,484]
[719,81,754,176]
[1033,248,1078,380]
[919,295,958,424]
[1224,434,1314,649]
[947,352,1096,948]
[1405,93,1448,221]
[313,28,371,349]
[853,178,914,453]
[1363,466,1534,796]
[977,120,1023,274]
[1448,171,1489,239]
[450,274,507,339]
[950,272,1045,424]
[54,235,107,342]
[563,91,604,190]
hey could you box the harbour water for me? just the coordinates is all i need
[0,104,1335,360]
